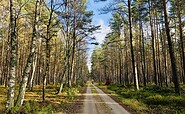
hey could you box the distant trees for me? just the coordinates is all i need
[0,0,98,112]
[91,0,185,94]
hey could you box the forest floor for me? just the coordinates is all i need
[98,84,185,114]
[0,83,131,114]
[0,84,86,113]
[1,83,184,113]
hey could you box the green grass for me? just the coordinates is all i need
[91,88,98,94]
[91,85,98,94]
[99,84,185,114]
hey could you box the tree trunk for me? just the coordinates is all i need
[58,47,68,94]
[43,0,54,101]
[6,0,17,111]
[177,1,185,84]
[0,38,5,85]
[15,0,39,107]
[128,0,139,90]
[69,0,77,86]
[148,0,157,85]
[58,74,66,94]
[140,23,146,86]
[163,0,180,95]
[156,13,162,87]
[29,54,37,91]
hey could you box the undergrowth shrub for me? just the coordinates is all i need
[144,95,185,106]
[66,88,79,100]
[144,85,174,95]
[41,104,53,114]
[10,100,40,114]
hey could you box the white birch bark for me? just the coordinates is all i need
[15,0,39,107]
[6,0,17,111]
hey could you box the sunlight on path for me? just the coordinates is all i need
[82,83,130,114]
[83,83,98,114]
[93,85,130,114]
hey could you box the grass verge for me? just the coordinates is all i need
[91,85,98,94]
[98,84,185,114]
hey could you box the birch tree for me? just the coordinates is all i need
[15,0,39,107]
[6,0,17,111]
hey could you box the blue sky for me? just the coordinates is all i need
[87,0,112,44]
[86,0,112,71]
[87,0,112,25]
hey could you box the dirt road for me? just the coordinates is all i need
[82,83,130,114]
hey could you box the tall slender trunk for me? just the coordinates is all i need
[15,0,39,107]
[160,20,169,87]
[139,22,146,86]
[163,0,180,95]
[53,39,57,85]
[58,70,66,94]
[136,27,140,86]
[148,0,157,85]
[70,0,77,86]
[128,0,139,90]
[58,57,68,94]
[119,48,122,84]
[37,39,42,85]
[0,38,5,85]
[156,13,162,87]
[43,0,54,101]
[75,43,80,84]
[4,45,10,87]
[6,0,17,111]
[29,54,37,91]
[125,39,129,85]
[64,0,71,88]
[177,1,185,84]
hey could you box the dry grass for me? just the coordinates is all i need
[0,85,82,113]
[0,86,6,113]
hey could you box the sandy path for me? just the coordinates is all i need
[82,83,130,114]
[83,84,98,114]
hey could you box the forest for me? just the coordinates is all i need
[0,0,185,114]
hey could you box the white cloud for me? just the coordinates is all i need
[94,19,111,44]
[87,19,111,72]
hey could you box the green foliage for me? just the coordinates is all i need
[104,84,149,113]
[41,104,53,114]
[107,85,120,91]
[143,85,175,95]
[10,100,40,114]
[76,78,85,87]
[91,86,98,93]
[9,100,53,114]
[20,100,39,113]
[144,95,185,106]
[66,88,79,100]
